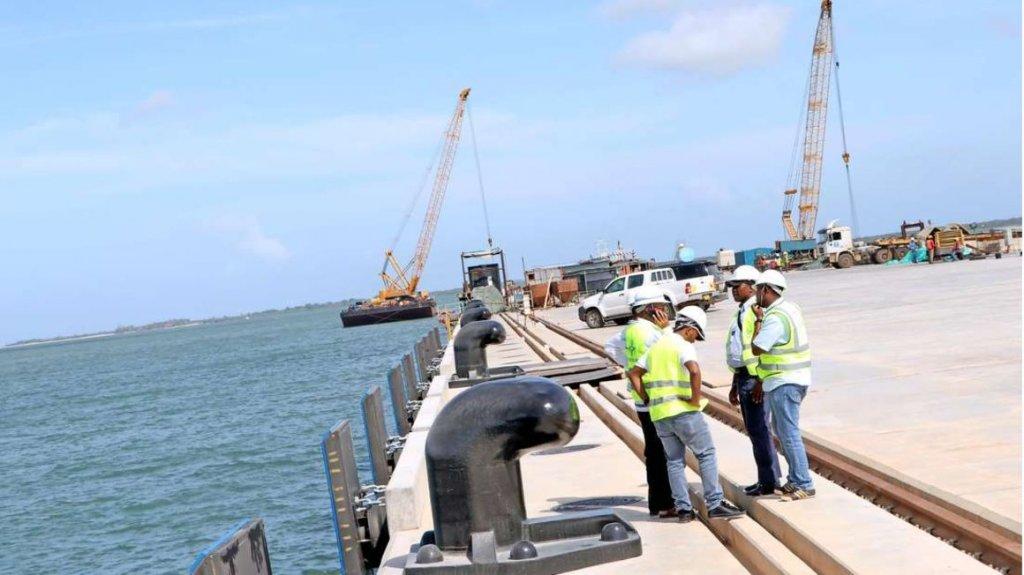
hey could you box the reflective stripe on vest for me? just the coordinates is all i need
[625,320,661,407]
[726,302,758,377]
[755,300,811,381]
[642,335,707,421]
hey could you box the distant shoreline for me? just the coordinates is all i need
[4,302,354,349]
[4,331,119,349]
[3,321,208,350]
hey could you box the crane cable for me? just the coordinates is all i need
[784,58,814,210]
[466,101,493,248]
[830,16,860,238]
[387,127,446,257]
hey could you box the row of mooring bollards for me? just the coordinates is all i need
[190,300,642,575]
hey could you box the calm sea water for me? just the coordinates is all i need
[1,303,448,574]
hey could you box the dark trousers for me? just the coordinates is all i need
[638,409,674,514]
[734,371,782,489]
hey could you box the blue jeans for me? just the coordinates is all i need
[653,411,724,512]
[766,384,814,490]
[735,372,781,489]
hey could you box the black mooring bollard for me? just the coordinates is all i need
[424,376,580,550]
[459,306,492,327]
[453,320,505,379]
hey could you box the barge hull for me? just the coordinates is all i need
[340,300,436,327]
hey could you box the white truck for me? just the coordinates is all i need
[820,219,920,268]
[577,265,719,329]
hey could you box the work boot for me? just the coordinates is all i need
[677,509,697,523]
[657,508,678,519]
[707,501,744,520]
[744,483,775,496]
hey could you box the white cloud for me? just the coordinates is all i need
[0,150,124,174]
[616,3,791,75]
[0,108,449,186]
[207,215,291,262]
[597,0,684,21]
[135,90,175,114]
[153,13,285,31]
[121,90,176,125]
[0,9,306,48]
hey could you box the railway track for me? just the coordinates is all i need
[517,311,1022,575]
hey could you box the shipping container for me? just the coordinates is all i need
[734,247,774,266]
[776,239,817,253]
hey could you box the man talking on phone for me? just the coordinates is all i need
[751,270,815,501]
[605,286,674,517]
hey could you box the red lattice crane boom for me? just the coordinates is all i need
[376,88,470,303]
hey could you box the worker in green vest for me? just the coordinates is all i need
[605,286,674,516]
[726,265,781,497]
[628,307,744,522]
[751,269,815,501]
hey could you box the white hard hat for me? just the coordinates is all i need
[673,306,707,340]
[727,265,760,285]
[755,269,787,293]
[629,286,671,309]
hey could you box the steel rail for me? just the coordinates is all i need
[497,312,552,362]
[500,312,566,361]
[528,312,1021,575]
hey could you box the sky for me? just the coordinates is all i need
[1,1,1020,343]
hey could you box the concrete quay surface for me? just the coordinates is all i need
[377,273,1012,574]
[537,256,1022,532]
[379,319,750,574]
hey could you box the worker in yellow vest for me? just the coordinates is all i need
[751,270,815,501]
[726,265,782,497]
[628,307,744,522]
[605,287,674,516]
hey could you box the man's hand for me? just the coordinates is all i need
[752,304,764,320]
[728,385,740,406]
[652,307,669,328]
[687,392,703,407]
[752,381,764,404]
[627,366,649,404]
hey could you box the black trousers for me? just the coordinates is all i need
[734,371,782,489]
[638,409,674,514]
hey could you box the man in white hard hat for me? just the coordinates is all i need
[628,307,744,522]
[751,269,815,501]
[604,286,675,517]
[726,266,782,497]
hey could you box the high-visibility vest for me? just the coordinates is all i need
[726,299,758,377]
[642,334,708,422]
[624,320,661,407]
[755,300,812,381]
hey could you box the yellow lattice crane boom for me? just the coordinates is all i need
[782,0,852,241]
[375,88,470,304]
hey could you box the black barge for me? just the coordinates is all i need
[340,297,436,327]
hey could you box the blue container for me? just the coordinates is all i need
[776,239,816,254]
[735,248,774,266]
